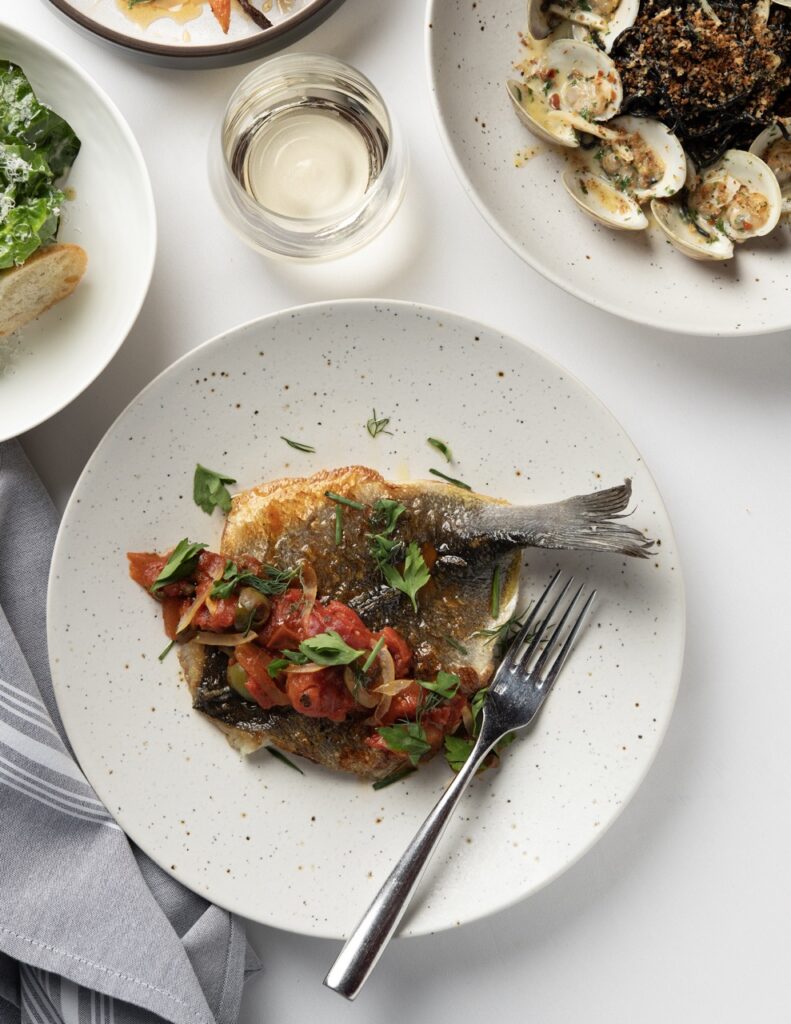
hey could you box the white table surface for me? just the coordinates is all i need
[13,1,791,1019]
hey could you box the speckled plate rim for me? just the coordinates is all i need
[0,21,156,441]
[44,0,340,62]
[424,2,791,339]
[47,298,686,937]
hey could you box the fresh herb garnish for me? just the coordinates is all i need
[267,650,310,678]
[299,631,367,667]
[210,562,296,599]
[362,636,385,673]
[443,634,469,656]
[150,539,206,593]
[372,766,417,790]
[380,541,431,612]
[266,747,304,774]
[158,640,175,662]
[369,532,403,570]
[444,734,476,772]
[280,436,315,453]
[325,491,366,511]
[427,437,453,463]
[429,468,472,491]
[472,605,534,656]
[376,722,431,766]
[193,464,236,515]
[491,565,503,618]
[334,504,344,546]
[417,671,460,701]
[470,686,489,731]
[371,498,406,534]
[366,409,392,438]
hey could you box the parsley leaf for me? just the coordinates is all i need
[193,464,236,515]
[471,686,489,732]
[427,437,453,463]
[444,734,476,772]
[380,541,431,612]
[377,722,431,766]
[298,630,367,666]
[210,561,297,599]
[150,539,206,593]
[371,498,406,535]
[267,650,310,678]
[369,533,403,569]
[417,671,460,701]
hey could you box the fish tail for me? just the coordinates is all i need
[470,480,654,558]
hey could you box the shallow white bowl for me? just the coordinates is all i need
[48,300,685,938]
[427,0,791,337]
[0,22,156,441]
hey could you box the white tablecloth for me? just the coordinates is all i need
[15,1,791,1019]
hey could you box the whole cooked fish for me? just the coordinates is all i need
[131,467,652,781]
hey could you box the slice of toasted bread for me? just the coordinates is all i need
[209,0,231,32]
[0,243,87,338]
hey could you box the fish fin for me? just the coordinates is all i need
[469,480,654,558]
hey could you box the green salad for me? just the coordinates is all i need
[0,62,81,270]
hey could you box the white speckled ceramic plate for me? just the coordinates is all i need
[48,300,684,938]
[426,1,791,337]
[0,23,155,442]
[46,0,341,65]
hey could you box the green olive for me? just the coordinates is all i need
[227,662,255,702]
[234,587,271,631]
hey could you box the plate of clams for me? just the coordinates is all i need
[427,0,791,336]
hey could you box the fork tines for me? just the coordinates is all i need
[506,572,596,687]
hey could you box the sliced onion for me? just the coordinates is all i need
[177,564,224,633]
[284,662,326,675]
[176,582,212,635]
[461,704,475,736]
[300,563,318,628]
[343,667,379,709]
[194,631,258,646]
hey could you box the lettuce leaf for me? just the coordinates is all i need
[0,62,80,268]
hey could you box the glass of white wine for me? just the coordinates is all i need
[209,53,408,262]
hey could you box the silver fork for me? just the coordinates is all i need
[324,571,596,1000]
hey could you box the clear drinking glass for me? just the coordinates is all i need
[209,53,408,262]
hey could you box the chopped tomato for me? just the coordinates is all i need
[423,695,467,747]
[235,645,289,709]
[192,597,237,632]
[260,590,320,649]
[377,683,421,725]
[162,598,182,640]
[285,668,355,722]
[377,626,412,677]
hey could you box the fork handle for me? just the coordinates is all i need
[323,718,503,1000]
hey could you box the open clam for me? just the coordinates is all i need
[569,0,640,52]
[562,115,686,230]
[506,39,622,148]
[652,149,783,261]
[528,0,639,47]
[749,122,791,213]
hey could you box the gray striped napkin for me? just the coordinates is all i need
[0,440,260,1024]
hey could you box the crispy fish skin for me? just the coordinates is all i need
[180,643,404,780]
[181,467,651,779]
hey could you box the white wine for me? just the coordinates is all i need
[240,107,372,220]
